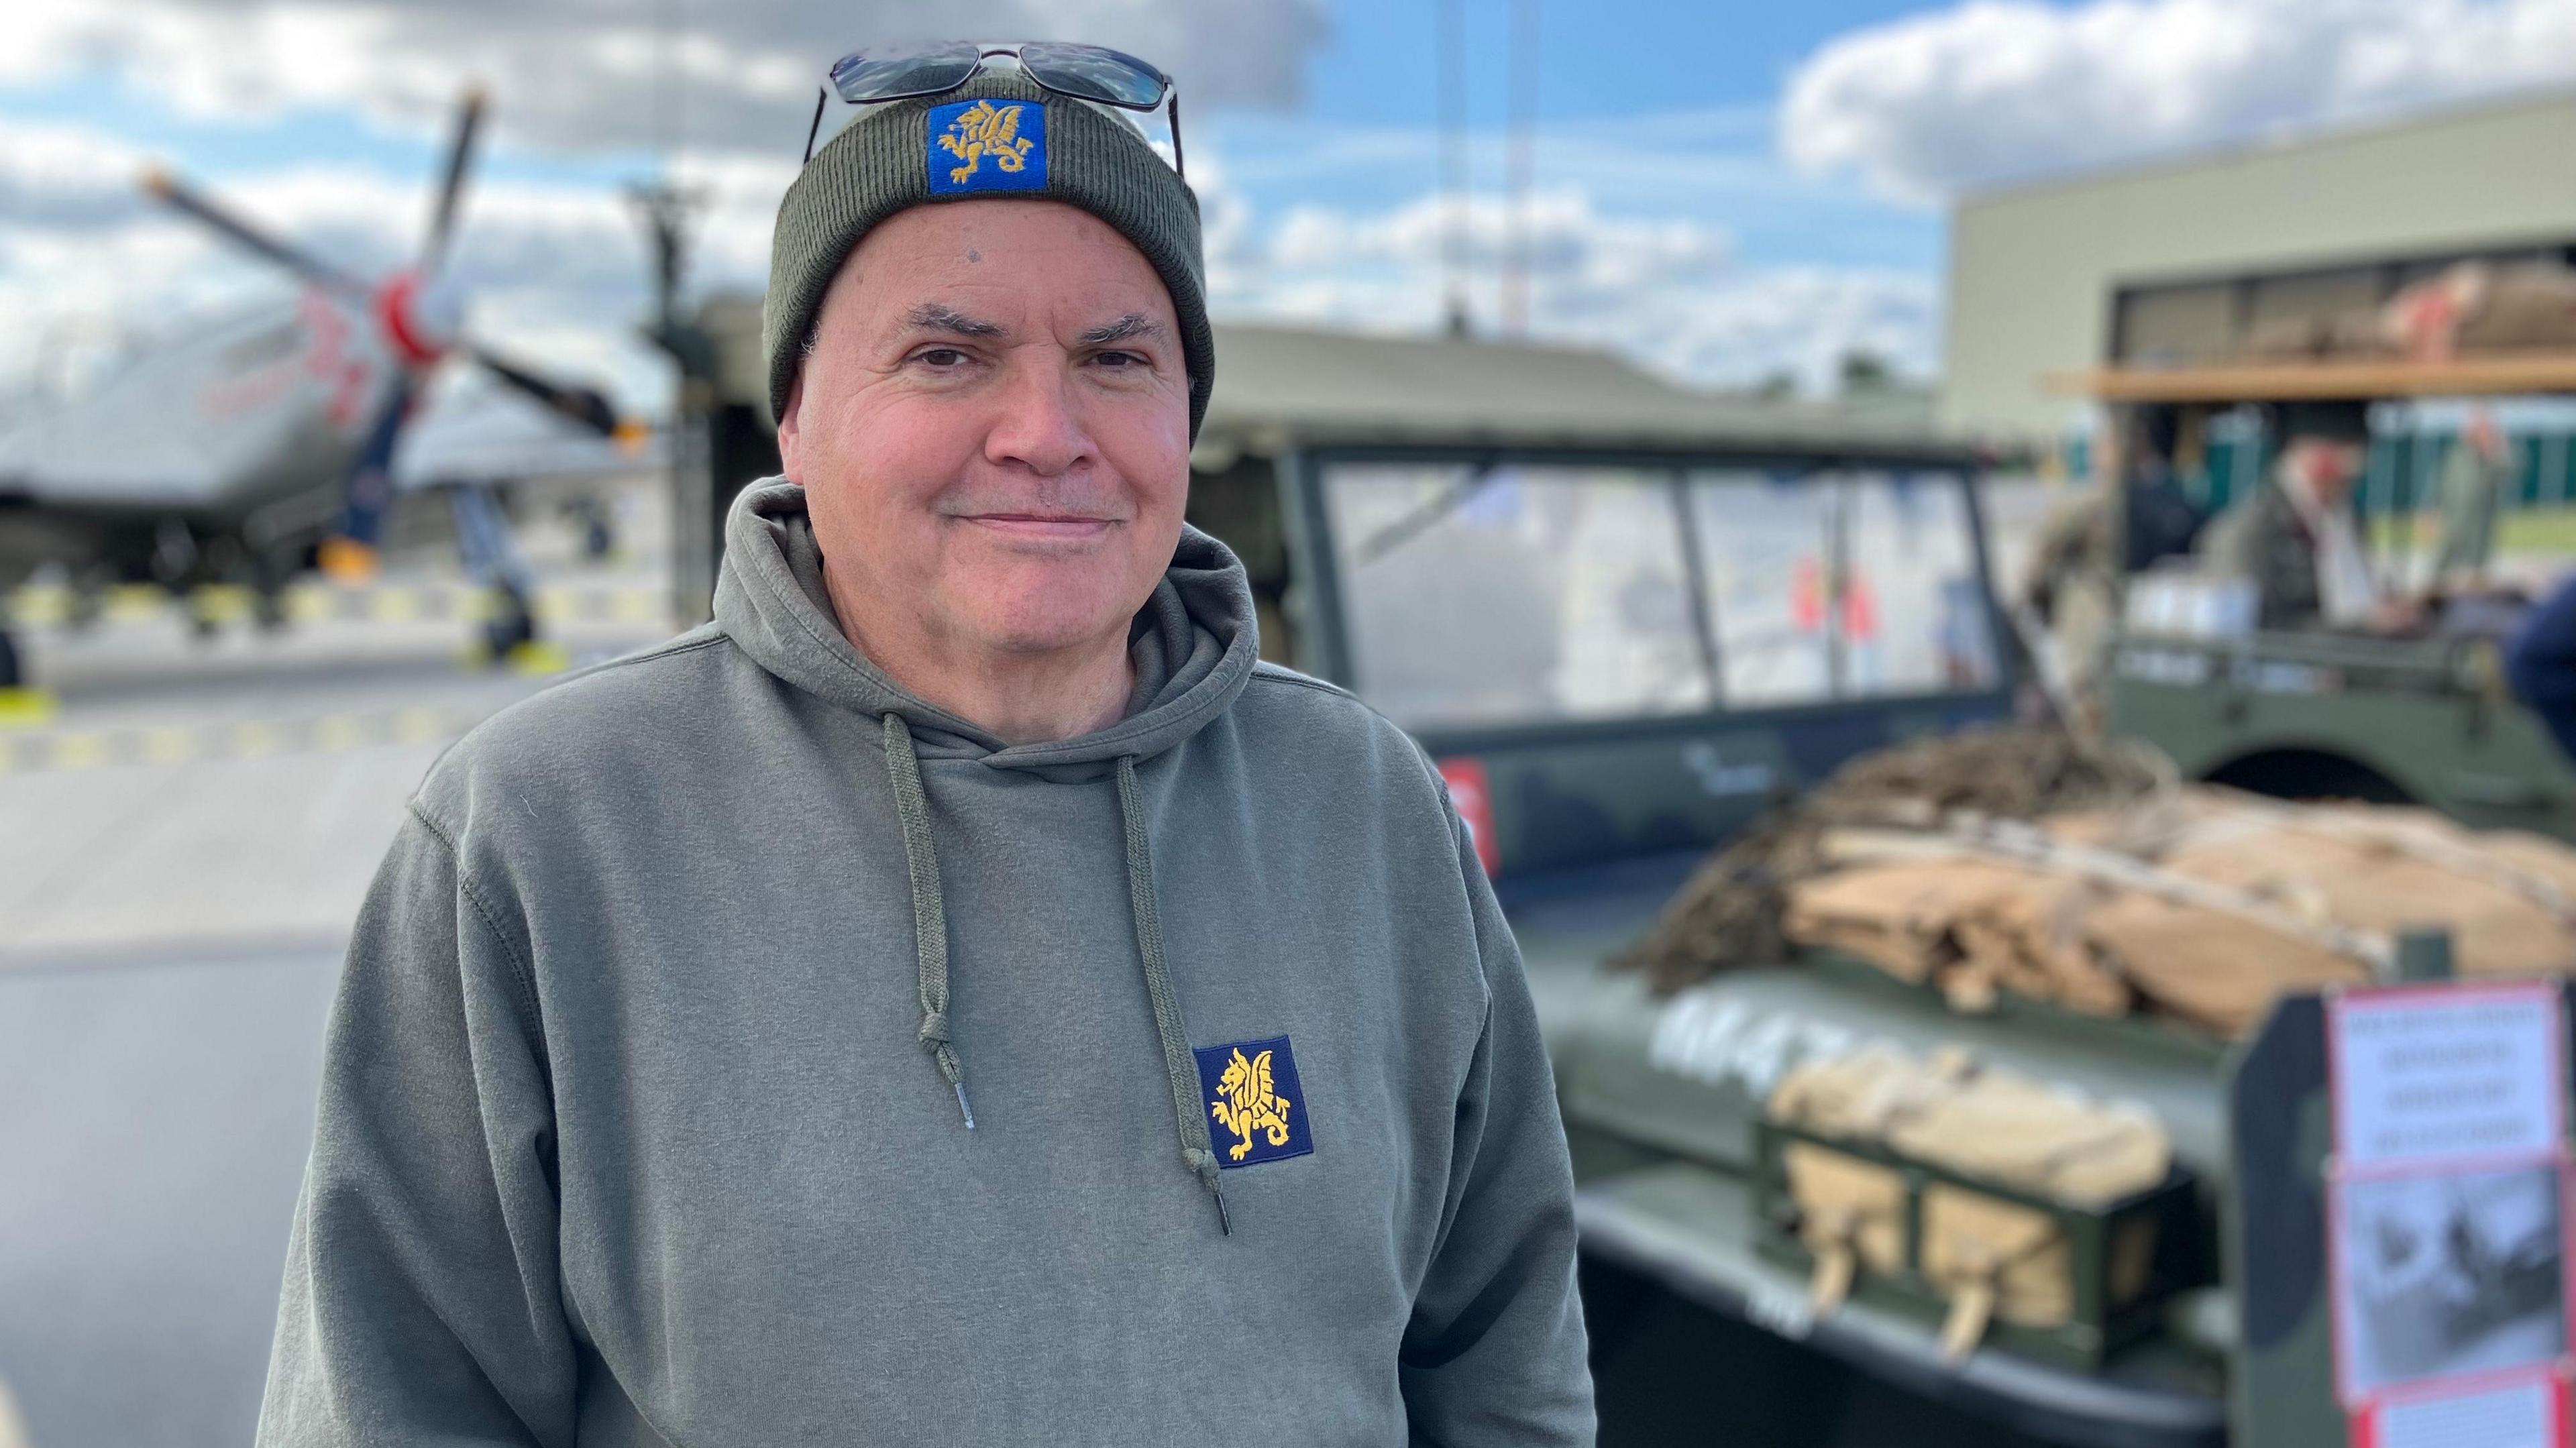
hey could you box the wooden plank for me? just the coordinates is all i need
[2046,353,2576,402]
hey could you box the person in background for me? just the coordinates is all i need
[2506,572,2576,760]
[2118,404,2207,573]
[2021,404,2201,720]
[2199,400,2379,629]
[2432,406,2512,586]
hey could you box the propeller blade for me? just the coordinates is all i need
[423,86,488,271]
[317,374,419,583]
[140,166,370,297]
[468,343,621,436]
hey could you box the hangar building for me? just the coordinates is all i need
[1940,89,2576,445]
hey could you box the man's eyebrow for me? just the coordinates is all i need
[1077,313,1165,347]
[903,302,1006,338]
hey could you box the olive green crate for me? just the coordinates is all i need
[1752,1117,2202,1371]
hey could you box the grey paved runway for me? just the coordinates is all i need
[0,478,676,1445]
[0,946,341,1448]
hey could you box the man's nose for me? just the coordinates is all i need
[983,358,1094,478]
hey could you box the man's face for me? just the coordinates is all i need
[2292,438,2366,502]
[777,200,1191,661]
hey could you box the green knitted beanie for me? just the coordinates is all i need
[762,70,1214,439]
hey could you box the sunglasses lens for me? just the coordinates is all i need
[830,42,981,103]
[1016,42,1167,109]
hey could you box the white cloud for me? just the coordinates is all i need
[0,0,1329,412]
[0,79,1928,429]
[1265,189,1730,307]
[1783,0,2576,201]
[1216,186,1933,392]
[0,0,1328,158]
[0,114,760,410]
[0,119,152,230]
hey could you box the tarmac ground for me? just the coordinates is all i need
[0,476,679,1446]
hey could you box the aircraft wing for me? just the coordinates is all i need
[390,378,661,492]
[0,302,326,508]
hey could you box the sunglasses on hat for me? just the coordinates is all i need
[802,41,1184,180]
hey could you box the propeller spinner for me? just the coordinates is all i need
[139,85,627,581]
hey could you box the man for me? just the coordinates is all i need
[2021,404,2205,718]
[2199,400,2379,629]
[2117,405,2207,575]
[2431,406,2511,586]
[256,58,1593,1446]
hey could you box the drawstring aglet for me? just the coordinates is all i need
[953,1080,976,1131]
[1212,1184,1231,1236]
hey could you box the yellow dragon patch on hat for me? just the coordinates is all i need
[928,99,1047,195]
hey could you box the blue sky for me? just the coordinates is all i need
[1301,0,1934,126]
[0,0,1948,268]
[1,0,2571,408]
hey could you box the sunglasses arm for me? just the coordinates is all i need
[1169,91,1185,184]
[803,88,828,165]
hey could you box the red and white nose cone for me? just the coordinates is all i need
[377,272,462,366]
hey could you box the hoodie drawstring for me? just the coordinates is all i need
[1115,754,1231,1235]
[881,713,972,1129]
[876,716,1229,1235]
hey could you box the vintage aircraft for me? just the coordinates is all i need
[0,87,634,704]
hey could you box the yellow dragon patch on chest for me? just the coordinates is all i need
[1193,1036,1315,1168]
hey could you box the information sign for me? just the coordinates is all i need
[2327,983,2573,1448]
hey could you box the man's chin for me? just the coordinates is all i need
[948,582,1138,658]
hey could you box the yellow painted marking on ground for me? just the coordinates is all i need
[193,585,256,624]
[506,641,572,675]
[107,584,163,620]
[8,586,69,626]
[10,579,666,634]
[229,720,284,758]
[50,732,111,771]
[0,1370,33,1448]
[0,688,60,728]
[0,705,487,775]
[140,726,199,764]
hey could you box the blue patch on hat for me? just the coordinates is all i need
[1194,1036,1313,1169]
[926,98,1047,194]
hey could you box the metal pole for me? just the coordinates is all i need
[1437,0,1470,337]
[2232,406,2257,508]
[671,412,714,626]
[2411,414,2431,590]
[1502,0,1537,338]
[2361,425,2395,585]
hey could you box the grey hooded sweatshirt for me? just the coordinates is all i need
[256,481,1593,1446]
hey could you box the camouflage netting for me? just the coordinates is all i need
[1613,726,2174,993]
[1617,725,2576,1038]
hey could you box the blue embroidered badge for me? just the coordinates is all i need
[1193,1036,1313,1168]
[926,99,1047,195]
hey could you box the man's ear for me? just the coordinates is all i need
[775,369,806,483]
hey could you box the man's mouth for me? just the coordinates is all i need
[957,512,1120,541]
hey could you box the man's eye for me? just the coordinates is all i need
[1092,350,1144,369]
[915,347,971,368]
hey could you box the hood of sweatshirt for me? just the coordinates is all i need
[708,478,1265,1227]
[711,480,1259,775]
